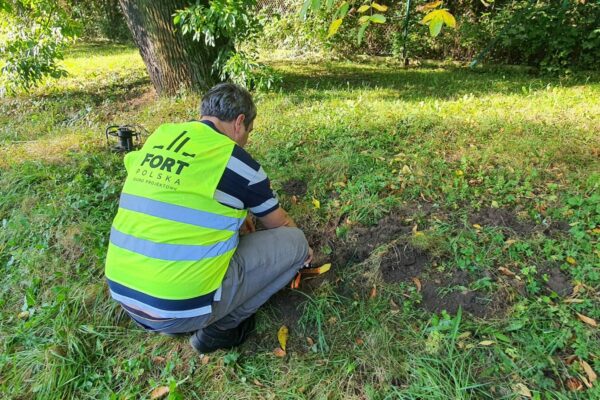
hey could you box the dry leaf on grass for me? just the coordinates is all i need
[306,337,314,346]
[478,340,495,346]
[150,386,170,399]
[458,331,472,339]
[312,198,320,209]
[273,347,286,357]
[512,383,532,398]
[566,256,577,265]
[355,337,364,345]
[253,379,264,387]
[201,355,210,365]
[566,377,584,391]
[580,360,597,384]
[576,313,597,327]
[369,285,377,299]
[498,267,516,277]
[563,298,584,304]
[278,325,289,351]
[412,277,422,292]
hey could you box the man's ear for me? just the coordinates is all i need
[234,114,246,133]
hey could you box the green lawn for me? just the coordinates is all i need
[1,43,599,399]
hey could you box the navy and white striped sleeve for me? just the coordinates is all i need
[214,145,279,217]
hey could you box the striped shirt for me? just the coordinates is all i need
[201,120,279,217]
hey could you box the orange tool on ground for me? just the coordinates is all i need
[290,263,332,289]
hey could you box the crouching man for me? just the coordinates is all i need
[105,83,312,353]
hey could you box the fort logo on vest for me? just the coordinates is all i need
[134,131,195,189]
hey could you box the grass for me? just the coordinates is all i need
[1,42,599,399]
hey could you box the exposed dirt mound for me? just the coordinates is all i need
[380,243,429,283]
[265,288,306,332]
[539,265,572,297]
[281,179,307,197]
[336,213,413,266]
[420,271,506,318]
[469,207,535,235]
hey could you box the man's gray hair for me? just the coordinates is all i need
[200,83,256,128]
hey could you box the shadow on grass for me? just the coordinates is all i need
[65,41,138,59]
[274,61,599,102]
[32,75,151,108]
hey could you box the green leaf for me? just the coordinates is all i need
[328,18,343,37]
[429,15,443,36]
[440,10,456,28]
[300,0,312,18]
[326,0,335,10]
[337,1,350,18]
[371,2,388,12]
[357,5,370,13]
[173,14,181,25]
[421,9,440,24]
[369,14,386,24]
[357,22,369,45]
[358,15,370,24]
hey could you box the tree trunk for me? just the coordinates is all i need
[118,0,219,95]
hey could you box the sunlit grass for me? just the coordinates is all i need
[1,42,599,399]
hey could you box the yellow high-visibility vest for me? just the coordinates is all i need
[105,121,247,318]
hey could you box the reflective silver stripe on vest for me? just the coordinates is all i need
[120,193,245,231]
[110,227,238,261]
[110,291,212,318]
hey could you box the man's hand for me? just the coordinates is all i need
[240,214,256,235]
[303,246,314,266]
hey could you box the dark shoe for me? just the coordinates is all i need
[189,315,256,354]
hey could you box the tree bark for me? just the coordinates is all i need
[118,0,219,95]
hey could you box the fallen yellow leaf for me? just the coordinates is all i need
[355,337,364,345]
[201,355,210,365]
[312,198,320,209]
[253,379,264,387]
[472,224,482,230]
[455,169,464,177]
[306,337,314,346]
[291,195,298,205]
[150,386,170,400]
[498,267,516,277]
[17,311,30,320]
[576,312,597,327]
[563,298,584,304]
[278,325,289,351]
[458,331,472,339]
[401,165,412,175]
[412,277,422,292]
[566,256,577,265]
[513,383,532,398]
[369,285,377,299]
[580,360,597,384]
[478,340,495,346]
[273,347,286,357]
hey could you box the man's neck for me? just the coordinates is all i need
[200,116,228,135]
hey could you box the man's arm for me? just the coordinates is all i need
[257,207,297,229]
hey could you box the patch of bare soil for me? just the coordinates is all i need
[281,179,307,197]
[420,271,506,318]
[335,213,414,266]
[469,207,535,235]
[378,243,506,318]
[380,242,429,283]
[539,265,572,297]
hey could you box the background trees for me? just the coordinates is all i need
[1,0,599,95]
